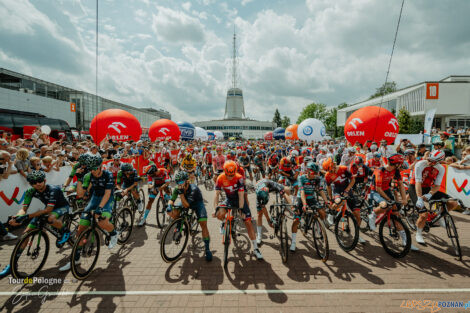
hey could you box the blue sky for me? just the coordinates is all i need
[1,0,469,123]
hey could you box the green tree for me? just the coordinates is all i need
[369,81,397,99]
[297,102,328,124]
[325,103,348,138]
[273,108,282,127]
[410,116,424,134]
[397,107,411,134]
[281,116,290,129]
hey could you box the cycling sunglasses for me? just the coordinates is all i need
[29,178,45,185]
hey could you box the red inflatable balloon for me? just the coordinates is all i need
[264,131,273,140]
[89,109,142,144]
[285,124,299,140]
[344,106,399,145]
[149,119,181,142]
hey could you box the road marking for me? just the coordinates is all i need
[1,288,470,297]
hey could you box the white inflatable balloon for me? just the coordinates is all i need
[297,118,326,143]
[214,131,224,140]
[195,127,208,141]
[40,125,51,135]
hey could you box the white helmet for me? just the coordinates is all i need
[291,150,299,157]
[428,150,445,163]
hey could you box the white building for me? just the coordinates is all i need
[337,75,470,130]
[0,68,171,130]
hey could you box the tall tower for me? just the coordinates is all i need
[224,29,245,119]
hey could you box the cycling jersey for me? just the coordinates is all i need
[297,175,323,199]
[238,156,250,167]
[367,158,381,169]
[253,156,264,166]
[69,162,88,182]
[215,173,245,199]
[371,167,401,191]
[279,157,293,172]
[255,179,284,194]
[23,185,69,209]
[349,164,370,181]
[170,184,203,206]
[82,170,114,197]
[324,166,352,191]
[181,157,197,171]
[150,168,171,186]
[204,152,213,164]
[170,149,179,165]
[409,160,445,188]
[267,154,279,167]
[116,168,139,187]
[212,155,225,171]
[106,162,121,178]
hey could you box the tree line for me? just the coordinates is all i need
[272,81,424,138]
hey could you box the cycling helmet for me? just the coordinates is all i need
[216,146,223,152]
[291,150,299,157]
[223,160,237,176]
[306,162,319,172]
[322,158,334,171]
[175,171,189,185]
[143,164,157,175]
[88,155,103,170]
[185,153,193,160]
[370,144,378,151]
[78,154,90,165]
[256,150,264,156]
[113,154,121,160]
[373,152,382,158]
[354,156,364,165]
[428,150,445,163]
[27,170,46,184]
[387,154,405,166]
[121,163,134,172]
[404,149,415,156]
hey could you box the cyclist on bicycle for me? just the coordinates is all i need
[254,179,292,244]
[63,154,90,191]
[106,154,122,180]
[291,162,328,252]
[116,163,143,212]
[181,153,197,183]
[278,156,299,193]
[349,156,370,194]
[323,157,366,243]
[409,150,457,244]
[213,160,263,260]
[167,171,213,261]
[253,150,266,179]
[2,171,72,276]
[212,146,225,182]
[140,164,171,226]
[203,146,213,178]
[267,152,280,180]
[238,150,253,182]
[367,154,419,251]
[59,155,118,272]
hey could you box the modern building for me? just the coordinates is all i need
[0,68,170,130]
[337,75,470,130]
[194,32,275,139]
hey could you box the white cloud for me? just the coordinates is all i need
[241,0,254,6]
[182,2,191,11]
[152,6,206,43]
[134,9,147,24]
[103,24,115,32]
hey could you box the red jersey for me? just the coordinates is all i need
[268,154,279,166]
[371,167,401,191]
[170,150,179,165]
[325,166,352,190]
[279,157,293,172]
[153,152,163,168]
[204,152,213,164]
[237,164,246,178]
[151,168,170,185]
[215,173,245,198]
[409,160,445,188]
[212,155,225,171]
[367,158,381,169]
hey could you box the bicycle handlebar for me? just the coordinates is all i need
[429,198,464,206]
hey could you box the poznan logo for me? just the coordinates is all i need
[108,122,127,134]
[348,118,363,130]
[303,126,313,136]
[388,118,399,131]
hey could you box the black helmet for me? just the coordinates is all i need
[120,163,134,172]
[88,155,103,170]
[306,162,319,172]
[175,171,189,185]
[27,170,46,185]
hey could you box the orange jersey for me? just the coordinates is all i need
[215,173,245,198]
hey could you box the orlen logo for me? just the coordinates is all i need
[384,132,397,138]
[388,118,399,131]
[303,126,313,136]
[159,127,170,135]
[108,122,127,134]
[348,118,363,130]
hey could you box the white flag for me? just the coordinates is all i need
[423,108,437,136]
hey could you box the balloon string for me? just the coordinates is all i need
[373,0,405,142]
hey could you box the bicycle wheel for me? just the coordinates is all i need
[139,187,146,212]
[160,218,190,263]
[115,207,134,244]
[444,214,461,260]
[71,228,101,280]
[404,202,418,232]
[190,212,199,235]
[334,211,359,252]
[312,217,329,262]
[255,171,260,182]
[156,196,168,229]
[379,214,410,258]
[279,215,289,263]
[10,229,50,279]
[223,220,231,268]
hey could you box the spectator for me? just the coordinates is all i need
[30,156,42,171]
[14,148,30,178]
[41,156,54,172]
[0,151,16,180]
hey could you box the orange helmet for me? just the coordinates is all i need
[223,160,237,176]
[322,157,333,171]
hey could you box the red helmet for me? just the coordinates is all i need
[387,154,405,166]
[428,150,445,163]
[223,160,237,176]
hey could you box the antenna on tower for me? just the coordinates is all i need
[231,25,238,89]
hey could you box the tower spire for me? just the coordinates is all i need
[231,26,238,89]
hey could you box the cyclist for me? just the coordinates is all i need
[63,154,90,191]
[367,154,419,251]
[180,153,197,183]
[267,152,280,180]
[106,154,122,180]
[140,164,171,226]
[254,179,291,244]
[167,171,212,261]
[349,156,370,194]
[408,150,457,244]
[278,155,299,193]
[238,150,253,181]
[59,155,118,272]
[323,158,366,243]
[212,146,225,182]
[213,160,263,260]
[116,163,143,212]
[367,152,382,170]
[203,146,213,178]
[291,162,328,252]
[2,171,72,277]
[253,150,266,179]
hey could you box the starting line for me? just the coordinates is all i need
[1,288,470,297]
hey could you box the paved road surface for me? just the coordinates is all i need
[1,183,469,313]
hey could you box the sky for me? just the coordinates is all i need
[1,0,469,124]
